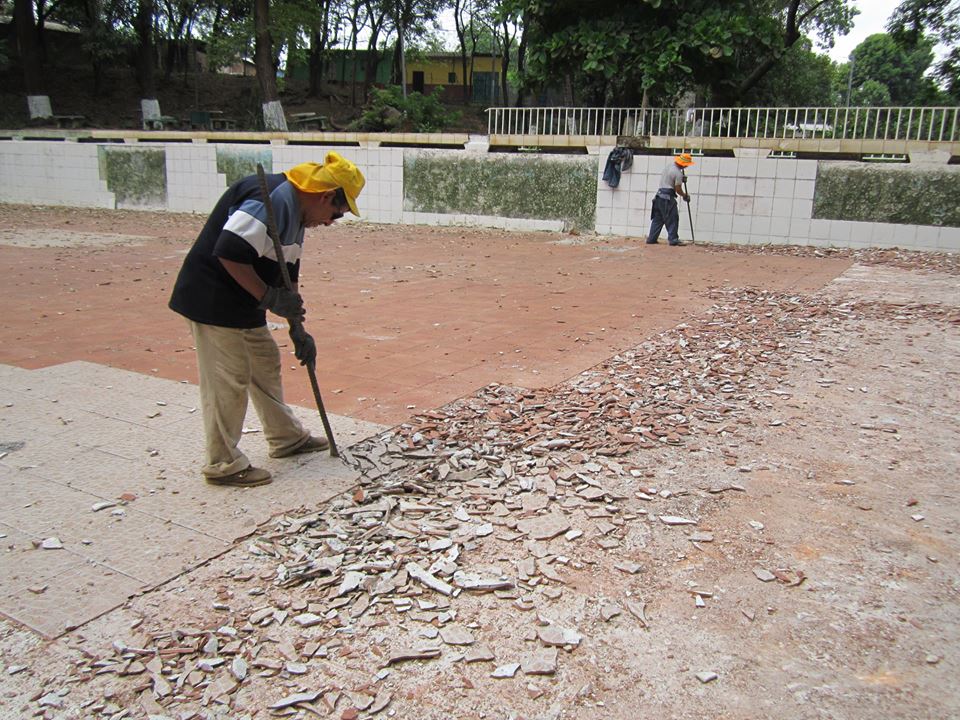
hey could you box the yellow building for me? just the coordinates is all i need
[404,53,505,104]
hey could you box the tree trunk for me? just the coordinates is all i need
[563,73,574,105]
[734,0,811,101]
[254,0,287,130]
[499,19,510,106]
[135,0,156,99]
[35,0,49,64]
[347,6,360,106]
[350,36,359,106]
[14,0,52,118]
[453,0,469,105]
[364,40,381,100]
[514,26,526,108]
[309,31,323,96]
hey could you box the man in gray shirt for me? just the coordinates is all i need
[647,153,693,246]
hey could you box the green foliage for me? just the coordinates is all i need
[850,33,934,104]
[404,152,597,230]
[80,23,128,66]
[98,146,167,208]
[850,79,892,106]
[742,39,839,106]
[216,149,273,187]
[814,163,960,228]
[888,0,960,99]
[204,17,254,73]
[350,86,461,132]
[504,0,857,105]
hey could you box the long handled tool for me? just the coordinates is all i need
[682,172,696,244]
[256,163,339,457]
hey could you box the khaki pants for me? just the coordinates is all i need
[189,321,309,478]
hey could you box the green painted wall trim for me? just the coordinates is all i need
[403,151,597,230]
[216,148,273,187]
[813,162,960,228]
[98,146,167,209]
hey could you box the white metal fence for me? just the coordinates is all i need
[487,106,960,143]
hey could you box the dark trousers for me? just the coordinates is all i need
[648,193,680,244]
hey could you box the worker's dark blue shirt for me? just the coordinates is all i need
[169,173,303,328]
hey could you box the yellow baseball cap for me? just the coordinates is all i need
[675,153,695,167]
[285,151,365,216]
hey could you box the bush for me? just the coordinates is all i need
[350,85,461,133]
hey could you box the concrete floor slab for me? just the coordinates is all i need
[2,564,146,638]
[0,361,387,638]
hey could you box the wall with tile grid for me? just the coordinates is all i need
[595,145,960,251]
[1,139,958,251]
[0,140,406,223]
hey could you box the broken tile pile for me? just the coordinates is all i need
[704,244,960,276]
[52,288,956,718]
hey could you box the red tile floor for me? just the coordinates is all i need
[0,205,851,426]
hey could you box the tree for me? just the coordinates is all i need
[135,0,156,100]
[386,0,445,93]
[850,78,892,106]
[254,0,287,129]
[504,0,857,107]
[77,0,128,95]
[13,0,52,118]
[888,0,960,99]
[743,38,838,106]
[360,0,390,102]
[451,0,472,104]
[730,0,857,102]
[849,32,934,105]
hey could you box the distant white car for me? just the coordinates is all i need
[784,122,833,137]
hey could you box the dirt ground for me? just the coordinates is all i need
[0,204,958,720]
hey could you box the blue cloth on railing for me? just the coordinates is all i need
[602,147,634,188]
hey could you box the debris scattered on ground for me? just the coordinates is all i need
[35,282,957,718]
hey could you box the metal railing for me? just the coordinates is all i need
[487,106,960,143]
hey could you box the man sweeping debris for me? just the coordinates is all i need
[647,152,694,246]
[169,151,365,487]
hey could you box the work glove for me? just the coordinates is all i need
[289,324,317,369]
[258,286,304,321]
[683,193,691,203]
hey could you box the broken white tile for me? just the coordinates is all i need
[753,568,777,583]
[600,603,622,621]
[491,663,520,678]
[439,626,475,646]
[521,648,558,675]
[465,645,495,663]
[407,562,455,596]
[475,523,494,537]
[293,613,323,627]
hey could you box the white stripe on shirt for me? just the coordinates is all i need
[223,210,271,257]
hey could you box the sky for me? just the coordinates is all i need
[827,0,901,62]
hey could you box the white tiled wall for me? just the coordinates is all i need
[0,140,114,207]
[0,140,404,222]
[271,145,404,224]
[166,143,224,213]
[1,139,957,252]
[594,144,960,251]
